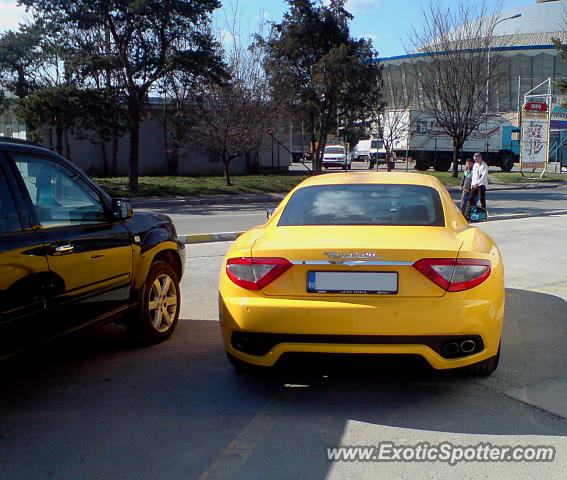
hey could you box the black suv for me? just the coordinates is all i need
[0,140,185,358]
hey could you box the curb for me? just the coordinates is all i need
[132,193,285,209]
[485,209,567,222]
[180,231,245,244]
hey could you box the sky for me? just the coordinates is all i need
[0,0,539,58]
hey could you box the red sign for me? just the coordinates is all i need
[523,102,548,112]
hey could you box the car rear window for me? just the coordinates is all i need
[278,184,445,227]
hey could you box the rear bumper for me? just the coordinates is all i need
[322,162,347,167]
[219,292,504,369]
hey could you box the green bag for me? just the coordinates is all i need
[469,206,488,222]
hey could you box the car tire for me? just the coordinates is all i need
[434,154,452,172]
[226,352,269,374]
[501,157,514,172]
[414,161,428,171]
[127,260,180,345]
[461,343,500,375]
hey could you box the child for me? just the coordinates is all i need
[460,158,474,215]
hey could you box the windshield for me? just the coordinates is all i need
[278,184,445,226]
[370,140,383,149]
[325,146,344,154]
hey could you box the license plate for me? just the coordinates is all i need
[307,271,398,294]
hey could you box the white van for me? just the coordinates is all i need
[322,145,352,170]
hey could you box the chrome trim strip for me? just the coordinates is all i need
[291,260,414,267]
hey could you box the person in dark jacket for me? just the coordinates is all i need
[460,158,474,215]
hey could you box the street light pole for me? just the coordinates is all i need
[486,14,521,115]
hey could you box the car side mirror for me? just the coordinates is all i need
[267,207,276,219]
[112,198,133,220]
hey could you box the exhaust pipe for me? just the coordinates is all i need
[443,342,460,356]
[233,336,250,352]
[460,339,476,354]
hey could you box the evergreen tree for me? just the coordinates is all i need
[258,0,383,173]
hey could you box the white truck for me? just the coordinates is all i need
[352,138,387,164]
[387,110,521,172]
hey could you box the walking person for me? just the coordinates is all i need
[460,158,474,215]
[467,152,489,219]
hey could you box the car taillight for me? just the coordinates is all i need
[413,258,491,292]
[226,257,292,290]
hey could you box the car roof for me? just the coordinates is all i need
[0,141,55,156]
[295,172,438,188]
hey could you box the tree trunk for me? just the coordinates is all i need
[223,154,233,186]
[309,117,317,174]
[55,124,63,155]
[313,127,328,174]
[64,129,71,160]
[163,112,170,171]
[111,130,119,176]
[101,142,109,177]
[452,139,462,178]
[169,140,179,174]
[128,102,140,192]
[16,67,26,98]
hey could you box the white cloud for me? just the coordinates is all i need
[254,11,271,22]
[347,0,380,14]
[363,33,380,45]
[218,28,238,47]
[0,1,30,33]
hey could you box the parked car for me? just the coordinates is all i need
[0,139,185,358]
[219,172,503,375]
[322,145,352,170]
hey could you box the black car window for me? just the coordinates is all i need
[12,155,105,228]
[278,184,445,227]
[0,167,22,234]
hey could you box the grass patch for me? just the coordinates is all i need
[489,172,567,184]
[94,174,311,197]
[94,169,567,197]
[419,171,462,187]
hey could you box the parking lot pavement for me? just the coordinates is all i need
[2,288,567,479]
[180,242,228,320]
[2,215,567,480]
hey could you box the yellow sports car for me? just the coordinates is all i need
[219,172,503,374]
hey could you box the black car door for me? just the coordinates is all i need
[8,153,134,333]
[0,156,53,357]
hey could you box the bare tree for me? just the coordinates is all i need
[189,2,281,186]
[154,70,196,175]
[406,0,507,177]
[373,108,410,171]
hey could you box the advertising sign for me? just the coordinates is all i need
[520,102,550,171]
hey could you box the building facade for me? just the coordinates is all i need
[381,0,567,166]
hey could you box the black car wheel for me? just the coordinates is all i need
[127,261,180,345]
[434,153,452,172]
[501,156,515,172]
[461,342,500,375]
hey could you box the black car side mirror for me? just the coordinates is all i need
[112,198,133,220]
[267,207,276,219]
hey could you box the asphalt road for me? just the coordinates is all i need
[140,184,567,235]
[2,203,567,479]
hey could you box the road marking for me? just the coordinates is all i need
[196,388,294,480]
